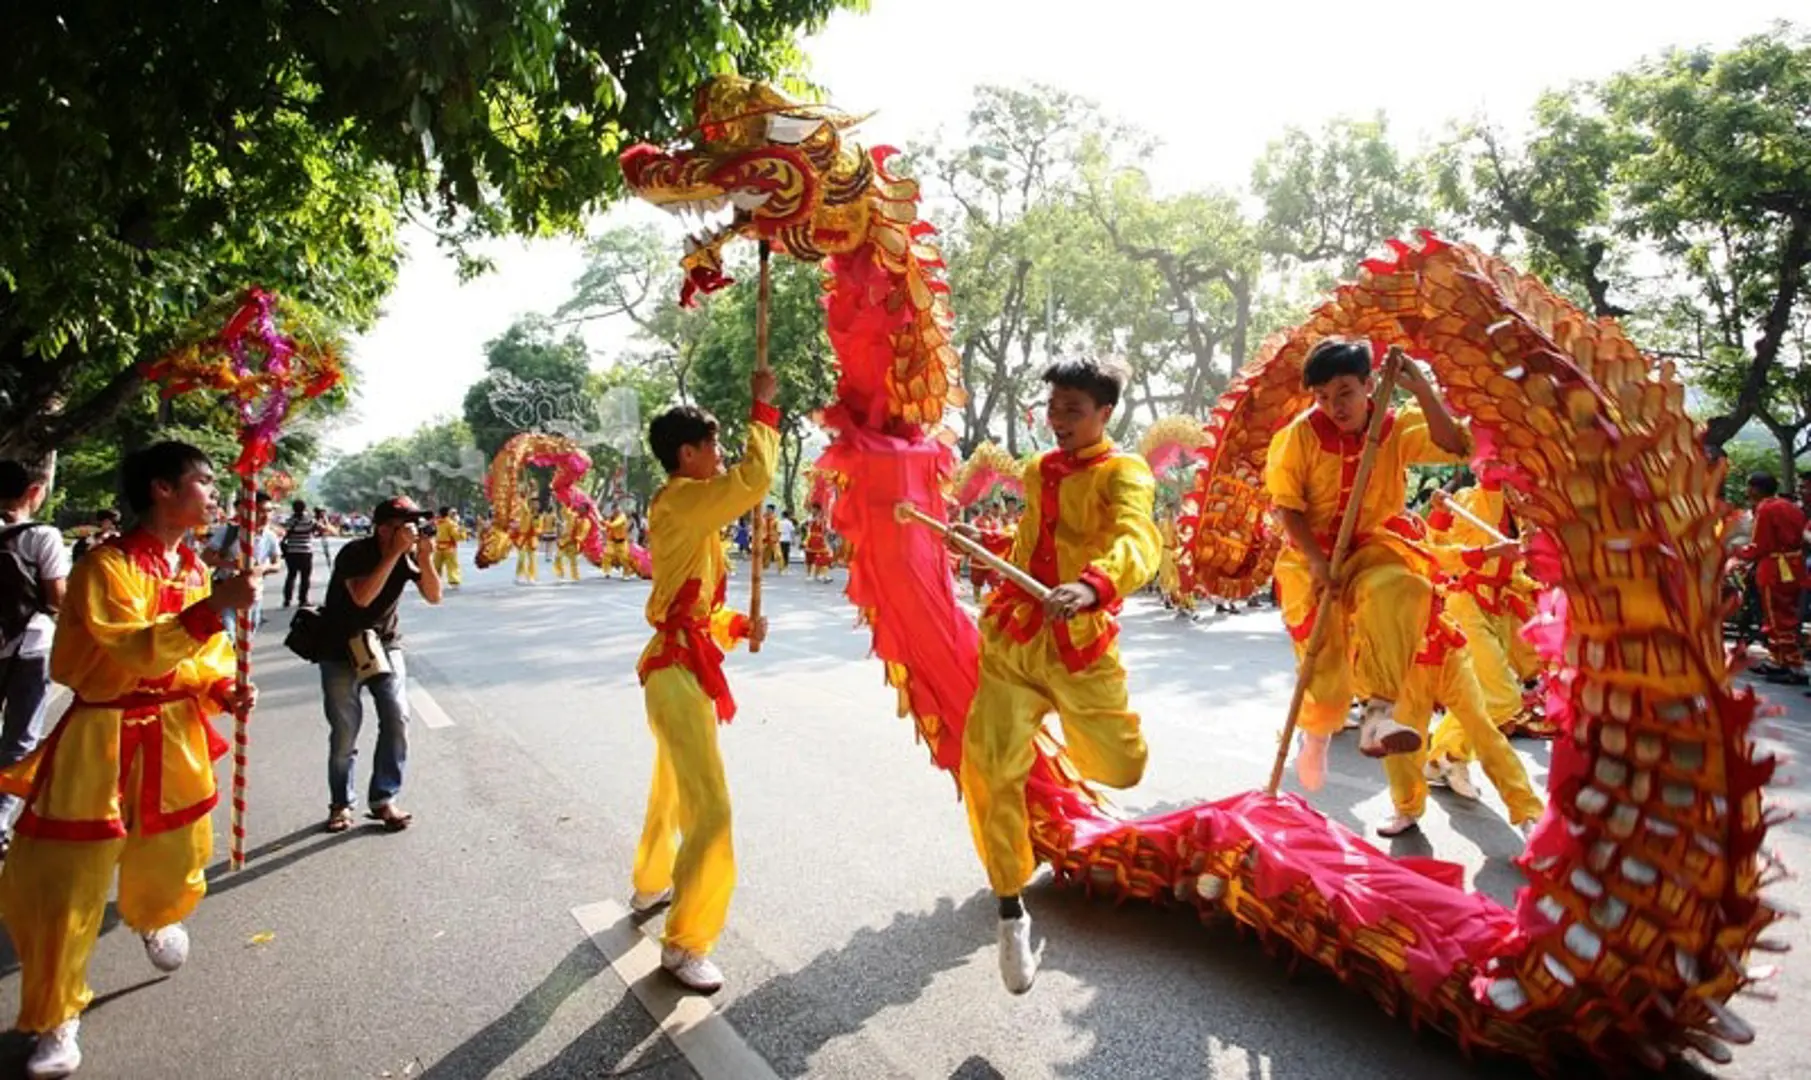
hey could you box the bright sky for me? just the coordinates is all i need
[326,0,1789,455]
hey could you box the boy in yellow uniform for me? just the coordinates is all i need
[956,359,1161,994]
[1422,483,1540,797]
[1374,576,1544,838]
[632,368,778,994]
[512,502,540,584]
[0,441,262,1079]
[1266,339,1469,790]
[554,506,589,581]
[432,506,464,587]
[602,504,633,578]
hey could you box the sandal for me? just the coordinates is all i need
[324,806,354,833]
[366,803,414,832]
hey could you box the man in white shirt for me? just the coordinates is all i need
[777,512,797,573]
[0,459,71,856]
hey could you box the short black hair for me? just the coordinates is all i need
[1041,358,1126,410]
[649,405,720,473]
[0,459,48,501]
[1748,472,1780,496]
[95,508,121,524]
[122,441,213,514]
[1303,338,1373,388]
[292,498,308,514]
[439,506,453,516]
[255,491,271,505]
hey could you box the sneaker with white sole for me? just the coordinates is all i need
[1376,814,1421,838]
[143,923,189,973]
[998,914,1038,994]
[1444,762,1480,801]
[660,944,724,994]
[630,887,672,913]
[1423,759,1450,788]
[26,1018,80,1079]
[1357,699,1421,758]
[1295,732,1331,792]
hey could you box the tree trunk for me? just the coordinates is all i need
[1701,214,1810,449]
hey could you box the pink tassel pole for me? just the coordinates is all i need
[230,475,255,870]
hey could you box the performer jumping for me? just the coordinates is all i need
[632,368,778,994]
[1265,338,1468,790]
[0,442,263,1080]
[955,358,1160,994]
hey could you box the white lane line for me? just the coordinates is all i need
[571,901,779,1080]
[411,683,456,729]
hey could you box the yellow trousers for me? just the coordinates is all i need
[1428,592,1526,764]
[433,547,463,586]
[515,545,538,582]
[0,816,211,1032]
[554,550,581,580]
[1276,543,1432,737]
[1380,647,1544,825]
[634,666,734,955]
[961,627,1147,896]
[603,542,634,577]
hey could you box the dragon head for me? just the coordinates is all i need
[620,75,881,305]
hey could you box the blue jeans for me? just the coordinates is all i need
[320,651,410,810]
[0,652,54,832]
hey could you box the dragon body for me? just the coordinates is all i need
[624,79,1780,1070]
[475,432,608,570]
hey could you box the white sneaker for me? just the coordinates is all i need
[1357,699,1421,758]
[1377,814,1421,838]
[1445,762,1480,801]
[1295,732,1331,792]
[142,923,189,973]
[630,887,672,914]
[661,944,724,993]
[1423,759,1450,788]
[997,914,1038,994]
[26,1018,80,1079]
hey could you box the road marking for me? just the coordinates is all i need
[571,901,779,1080]
[411,683,456,729]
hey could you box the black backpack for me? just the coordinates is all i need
[0,522,50,647]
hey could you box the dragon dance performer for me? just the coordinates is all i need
[956,359,1161,995]
[432,506,464,588]
[631,368,778,995]
[1156,507,1197,619]
[512,502,540,584]
[555,506,590,582]
[1266,338,1469,790]
[0,442,264,1080]
[760,507,782,574]
[601,504,635,579]
[802,506,833,582]
[1737,471,1808,685]
[1373,562,1544,839]
[967,507,1003,600]
[1420,482,1540,795]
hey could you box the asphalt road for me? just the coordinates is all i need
[2,543,1807,1080]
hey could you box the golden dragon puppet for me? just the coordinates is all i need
[622,78,1781,1071]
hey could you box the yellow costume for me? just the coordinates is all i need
[760,511,781,572]
[0,533,234,1032]
[1265,405,1467,736]
[962,439,1162,895]
[555,508,590,581]
[603,511,633,577]
[1379,592,1544,825]
[633,402,779,955]
[1156,513,1195,614]
[432,516,464,586]
[513,506,539,583]
[1425,485,1540,766]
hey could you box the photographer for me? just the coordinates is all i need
[317,496,441,833]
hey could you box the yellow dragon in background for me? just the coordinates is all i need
[622,78,1782,1071]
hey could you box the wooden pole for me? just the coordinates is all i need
[1431,488,1512,544]
[229,477,256,870]
[749,241,772,653]
[1265,347,1406,797]
[895,503,1053,601]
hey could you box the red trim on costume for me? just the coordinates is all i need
[1414,590,1469,666]
[111,530,206,588]
[637,578,738,721]
[1078,566,1118,609]
[177,599,225,642]
[1027,446,1119,586]
[750,401,781,430]
[982,580,1122,674]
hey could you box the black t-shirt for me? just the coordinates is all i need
[321,536,420,657]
